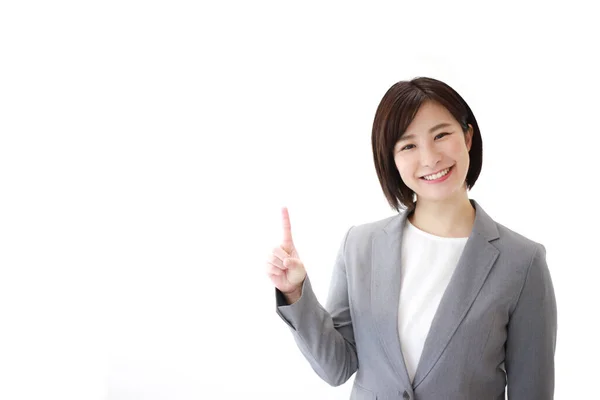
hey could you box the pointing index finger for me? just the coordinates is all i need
[281,207,294,247]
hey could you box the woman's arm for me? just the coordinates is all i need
[275,226,358,386]
[505,243,557,399]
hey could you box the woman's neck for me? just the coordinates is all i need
[409,192,476,238]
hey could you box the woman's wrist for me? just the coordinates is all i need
[283,285,303,305]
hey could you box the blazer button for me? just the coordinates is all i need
[403,390,410,400]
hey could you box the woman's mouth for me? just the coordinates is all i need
[420,165,454,183]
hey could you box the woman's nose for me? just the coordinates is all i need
[420,146,442,168]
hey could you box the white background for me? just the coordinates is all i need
[0,1,598,399]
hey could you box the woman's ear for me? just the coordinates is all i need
[465,124,474,152]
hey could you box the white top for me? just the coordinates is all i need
[398,218,468,383]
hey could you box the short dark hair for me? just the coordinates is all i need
[371,77,483,212]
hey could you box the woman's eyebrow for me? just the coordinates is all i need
[397,122,453,143]
[428,122,452,133]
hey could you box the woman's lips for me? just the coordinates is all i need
[420,165,453,183]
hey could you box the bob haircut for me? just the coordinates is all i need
[371,77,483,212]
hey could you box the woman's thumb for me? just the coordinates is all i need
[284,257,306,285]
[284,257,301,268]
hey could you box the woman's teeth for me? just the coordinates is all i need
[422,167,450,180]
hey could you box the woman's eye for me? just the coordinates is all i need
[399,133,451,152]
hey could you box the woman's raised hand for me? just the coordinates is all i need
[266,207,306,296]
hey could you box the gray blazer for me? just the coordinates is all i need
[275,199,557,399]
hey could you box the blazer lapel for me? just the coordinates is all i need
[412,199,500,388]
[371,208,412,390]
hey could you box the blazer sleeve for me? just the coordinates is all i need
[505,243,557,399]
[275,226,357,387]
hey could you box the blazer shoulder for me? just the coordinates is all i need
[352,214,401,235]
[344,211,406,251]
[494,221,544,253]
[493,221,547,279]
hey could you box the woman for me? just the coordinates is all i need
[266,77,557,399]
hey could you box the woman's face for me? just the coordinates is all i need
[393,101,473,204]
